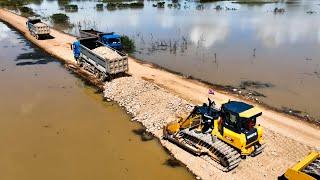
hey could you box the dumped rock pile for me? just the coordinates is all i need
[103,77,313,180]
[93,46,122,60]
[104,77,194,132]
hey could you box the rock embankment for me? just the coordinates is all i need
[104,76,313,180]
[104,76,193,133]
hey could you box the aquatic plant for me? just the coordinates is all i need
[0,0,26,7]
[96,3,104,9]
[199,0,221,3]
[65,4,78,12]
[18,6,36,17]
[106,2,117,10]
[158,2,165,8]
[50,13,70,24]
[232,0,276,4]
[121,35,135,53]
[57,0,70,7]
[106,2,144,10]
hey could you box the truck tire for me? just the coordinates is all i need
[95,69,100,79]
[100,74,107,82]
[35,34,39,40]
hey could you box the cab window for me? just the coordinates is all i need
[240,117,256,132]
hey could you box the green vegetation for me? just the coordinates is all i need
[106,2,117,10]
[57,0,70,7]
[0,0,42,7]
[18,6,36,17]
[96,3,104,9]
[153,2,165,8]
[121,35,135,53]
[65,4,78,12]
[199,0,221,3]
[232,0,276,4]
[50,13,70,24]
[107,2,144,10]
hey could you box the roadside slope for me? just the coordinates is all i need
[1,8,319,179]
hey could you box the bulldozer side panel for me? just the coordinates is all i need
[212,120,256,155]
[256,125,264,145]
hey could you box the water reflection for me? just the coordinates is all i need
[251,14,320,47]
[190,20,229,48]
[21,0,320,119]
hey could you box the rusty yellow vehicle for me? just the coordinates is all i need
[279,151,320,180]
[163,99,265,171]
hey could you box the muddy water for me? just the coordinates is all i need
[25,0,320,120]
[0,22,194,180]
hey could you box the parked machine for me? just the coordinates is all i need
[71,37,128,81]
[80,29,123,51]
[26,17,50,39]
[163,99,265,171]
[279,151,320,180]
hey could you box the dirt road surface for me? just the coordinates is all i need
[1,8,319,180]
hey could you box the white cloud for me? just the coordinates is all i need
[189,20,229,48]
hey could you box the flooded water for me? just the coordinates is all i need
[0,22,194,180]
[24,0,320,120]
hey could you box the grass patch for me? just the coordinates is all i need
[121,35,135,53]
[96,3,104,9]
[106,2,144,10]
[232,0,276,4]
[200,0,222,3]
[65,4,78,12]
[57,0,70,6]
[152,2,165,8]
[50,13,70,24]
[18,6,36,17]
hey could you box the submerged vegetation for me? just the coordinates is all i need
[232,0,276,4]
[18,6,36,17]
[121,35,135,53]
[65,4,78,12]
[96,3,104,10]
[50,13,70,24]
[106,2,144,10]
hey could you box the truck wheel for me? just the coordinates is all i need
[100,74,107,82]
[35,35,39,40]
[95,70,100,79]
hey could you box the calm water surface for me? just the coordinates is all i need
[0,22,194,180]
[26,0,320,120]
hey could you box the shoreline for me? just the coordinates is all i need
[1,8,319,179]
[131,55,320,127]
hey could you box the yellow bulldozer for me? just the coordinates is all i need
[279,151,320,180]
[163,99,265,171]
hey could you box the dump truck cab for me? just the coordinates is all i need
[100,33,122,51]
[79,29,123,51]
[213,101,264,156]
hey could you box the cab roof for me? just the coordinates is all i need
[102,33,121,39]
[222,101,262,118]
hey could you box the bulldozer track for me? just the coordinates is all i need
[302,157,320,177]
[177,129,241,172]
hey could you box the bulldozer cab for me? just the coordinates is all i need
[220,101,262,134]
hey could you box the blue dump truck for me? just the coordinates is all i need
[80,29,123,51]
[71,37,128,81]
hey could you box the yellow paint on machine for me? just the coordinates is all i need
[282,151,319,180]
